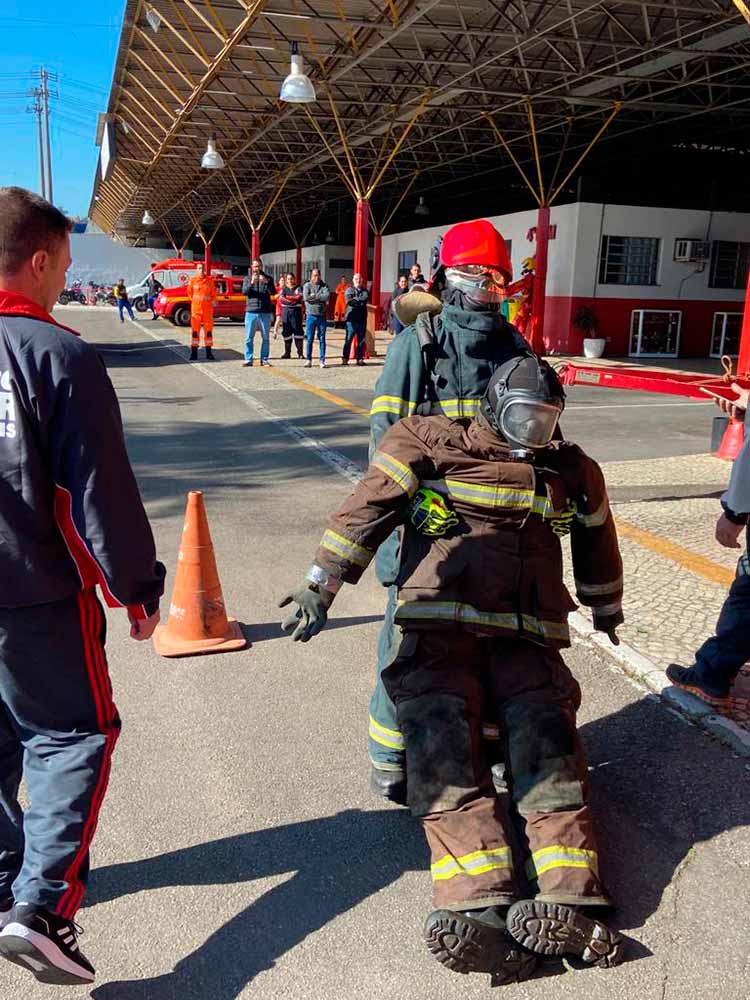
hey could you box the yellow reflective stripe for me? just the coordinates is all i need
[444,478,536,509]
[368,715,405,750]
[576,499,609,527]
[526,846,598,879]
[372,451,419,496]
[394,602,569,642]
[433,397,482,419]
[320,529,373,568]
[574,575,623,597]
[370,395,418,417]
[432,846,512,881]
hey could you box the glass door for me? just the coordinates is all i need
[629,310,682,357]
[710,312,742,358]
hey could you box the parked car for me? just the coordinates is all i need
[155,275,247,326]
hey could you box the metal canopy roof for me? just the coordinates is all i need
[89,1,750,247]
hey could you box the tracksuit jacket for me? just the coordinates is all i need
[0,290,165,614]
[312,414,624,646]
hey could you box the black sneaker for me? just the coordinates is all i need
[506,899,624,968]
[370,765,408,806]
[665,664,731,707]
[424,906,536,982]
[0,903,95,985]
[205,347,215,361]
[189,348,198,361]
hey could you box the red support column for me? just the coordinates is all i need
[251,228,261,262]
[530,205,550,356]
[295,245,302,285]
[204,241,212,276]
[371,232,383,329]
[737,270,750,378]
[354,199,369,284]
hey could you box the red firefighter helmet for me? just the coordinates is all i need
[440,219,512,283]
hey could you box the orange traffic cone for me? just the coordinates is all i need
[715,416,745,461]
[153,491,247,657]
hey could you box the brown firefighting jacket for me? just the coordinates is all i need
[312,415,623,648]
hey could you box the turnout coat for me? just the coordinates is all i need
[313,414,623,648]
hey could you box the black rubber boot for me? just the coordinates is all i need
[665,664,731,707]
[189,347,198,361]
[205,347,215,361]
[506,900,624,968]
[369,765,407,806]
[424,906,537,982]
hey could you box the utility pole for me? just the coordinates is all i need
[40,68,54,205]
[28,88,47,199]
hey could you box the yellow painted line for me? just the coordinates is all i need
[261,365,370,416]
[615,518,734,587]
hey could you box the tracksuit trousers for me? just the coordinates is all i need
[382,629,608,911]
[0,589,120,919]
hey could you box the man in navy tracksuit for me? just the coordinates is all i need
[0,187,165,986]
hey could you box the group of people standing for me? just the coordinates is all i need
[239,261,370,368]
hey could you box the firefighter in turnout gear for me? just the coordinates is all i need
[367,219,530,805]
[187,263,217,361]
[279,355,625,980]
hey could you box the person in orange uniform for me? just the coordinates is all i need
[187,263,217,361]
[334,276,349,328]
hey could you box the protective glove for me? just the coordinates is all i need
[593,609,623,647]
[278,581,335,642]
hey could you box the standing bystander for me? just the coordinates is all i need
[303,268,330,368]
[279,272,305,360]
[343,273,369,366]
[0,187,165,986]
[113,278,134,323]
[146,273,163,320]
[668,385,750,706]
[242,259,275,367]
[391,274,409,335]
[409,261,427,287]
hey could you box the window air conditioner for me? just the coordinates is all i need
[674,239,711,262]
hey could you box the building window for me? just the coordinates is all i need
[599,235,660,285]
[398,250,417,275]
[709,241,750,289]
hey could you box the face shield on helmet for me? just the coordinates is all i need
[440,220,512,313]
[482,355,565,450]
[444,264,506,310]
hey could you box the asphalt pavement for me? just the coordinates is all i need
[2,309,748,1000]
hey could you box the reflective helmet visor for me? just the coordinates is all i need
[499,399,562,448]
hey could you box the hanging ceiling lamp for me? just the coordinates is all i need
[201,137,225,170]
[146,7,161,32]
[142,210,155,225]
[280,42,316,104]
[414,195,429,216]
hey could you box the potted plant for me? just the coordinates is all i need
[573,305,606,359]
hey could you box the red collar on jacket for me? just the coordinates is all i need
[0,289,79,337]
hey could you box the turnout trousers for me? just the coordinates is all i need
[0,590,121,918]
[191,305,214,349]
[382,630,608,911]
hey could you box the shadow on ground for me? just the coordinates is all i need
[87,690,749,999]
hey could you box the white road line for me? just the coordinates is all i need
[132,321,363,486]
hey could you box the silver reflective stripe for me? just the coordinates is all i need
[431,846,512,881]
[575,575,623,597]
[444,478,536,509]
[368,714,405,750]
[395,601,570,642]
[576,499,609,527]
[372,451,419,496]
[592,601,623,616]
[526,846,599,880]
[320,529,373,568]
[432,397,482,419]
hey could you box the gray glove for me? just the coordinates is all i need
[279,581,335,642]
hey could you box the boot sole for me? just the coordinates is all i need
[506,900,624,968]
[667,679,730,709]
[424,910,537,981]
[0,925,94,985]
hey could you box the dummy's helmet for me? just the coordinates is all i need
[521,256,535,275]
[482,354,565,449]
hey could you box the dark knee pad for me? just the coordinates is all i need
[502,701,584,816]
[398,693,476,816]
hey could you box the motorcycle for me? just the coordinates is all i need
[57,280,87,306]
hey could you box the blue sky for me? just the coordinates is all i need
[0,1,123,216]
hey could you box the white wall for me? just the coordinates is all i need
[257,244,357,290]
[69,233,179,286]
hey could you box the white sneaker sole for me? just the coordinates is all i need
[0,910,11,931]
[0,922,95,985]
